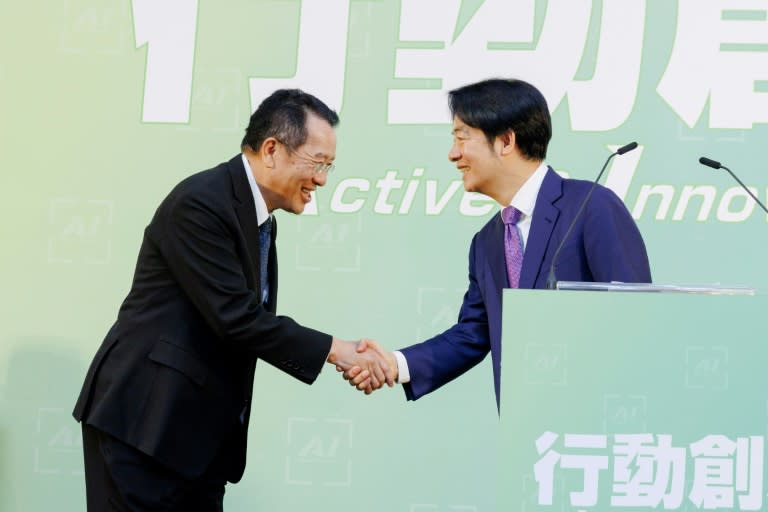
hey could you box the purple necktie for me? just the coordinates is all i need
[501,206,523,288]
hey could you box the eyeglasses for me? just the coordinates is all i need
[274,140,335,176]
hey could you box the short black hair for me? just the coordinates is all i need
[448,78,551,161]
[241,89,339,152]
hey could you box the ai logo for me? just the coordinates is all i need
[285,417,353,486]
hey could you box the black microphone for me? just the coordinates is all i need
[616,141,638,155]
[699,156,768,214]
[698,156,721,169]
[545,142,639,290]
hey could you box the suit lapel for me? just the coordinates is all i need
[228,156,261,293]
[519,168,562,288]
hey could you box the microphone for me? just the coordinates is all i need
[699,157,768,214]
[616,141,638,155]
[545,142,639,290]
[698,157,721,169]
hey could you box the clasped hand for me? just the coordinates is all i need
[327,338,396,395]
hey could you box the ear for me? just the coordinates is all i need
[498,130,516,156]
[261,138,279,169]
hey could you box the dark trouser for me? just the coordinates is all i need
[81,424,227,512]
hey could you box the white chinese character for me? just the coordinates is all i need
[736,436,763,510]
[689,434,737,508]
[388,0,645,131]
[610,434,686,509]
[561,434,609,507]
[657,0,768,128]
[249,0,349,113]
[533,432,609,507]
[533,431,561,505]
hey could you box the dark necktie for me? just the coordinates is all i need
[501,206,523,288]
[259,217,272,302]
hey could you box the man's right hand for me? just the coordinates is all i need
[335,339,397,395]
[327,338,395,394]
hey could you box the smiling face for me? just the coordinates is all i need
[264,113,337,214]
[448,116,504,197]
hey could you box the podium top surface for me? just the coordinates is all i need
[554,281,755,295]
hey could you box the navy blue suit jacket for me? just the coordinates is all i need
[400,167,651,409]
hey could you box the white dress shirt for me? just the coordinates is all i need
[242,154,271,227]
[242,154,273,302]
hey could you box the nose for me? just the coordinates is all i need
[313,171,328,187]
[448,143,461,162]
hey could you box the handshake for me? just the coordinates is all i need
[327,338,398,395]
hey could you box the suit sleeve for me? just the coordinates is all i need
[157,192,331,383]
[400,234,491,400]
[583,186,652,283]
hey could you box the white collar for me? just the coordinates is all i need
[241,153,271,226]
[508,161,549,216]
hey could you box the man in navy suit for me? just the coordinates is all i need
[344,78,651,409]
[73,89,393,511]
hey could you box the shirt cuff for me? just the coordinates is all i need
[393,351,410,384]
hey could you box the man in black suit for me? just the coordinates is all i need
[73,89,393,511]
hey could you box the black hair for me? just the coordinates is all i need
[449,78,551,160]
[241,89,339,152]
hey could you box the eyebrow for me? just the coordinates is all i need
[311,152,334,161]
[301,148,334,160]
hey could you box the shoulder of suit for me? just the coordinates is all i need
[475,209,503,237]
[156,160,235,214]
[170,160,232,195]
[558,173,611,196]
[559,176,625,214]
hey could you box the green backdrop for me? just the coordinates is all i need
[1,1,766,510]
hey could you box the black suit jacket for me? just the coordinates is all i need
[73,155,332,482]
